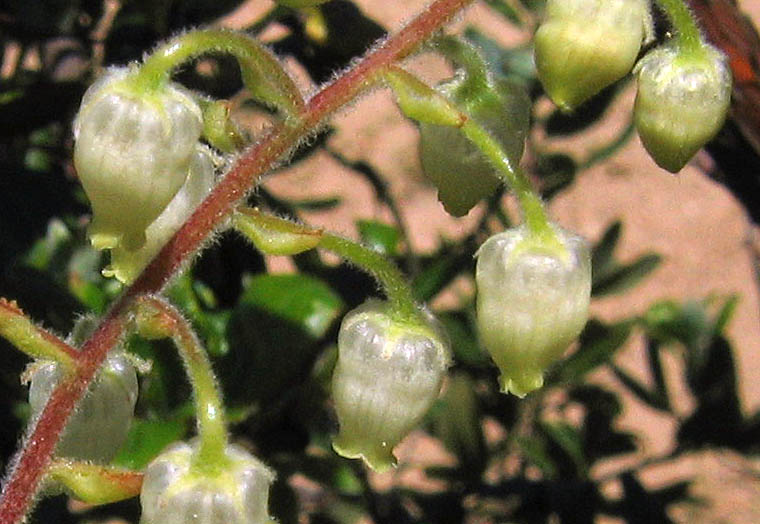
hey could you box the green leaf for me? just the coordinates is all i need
[540,421,587,476]
[592,253,662,296]
[239,274,343,339]
[412,249,470,302]
[517,436,557,479]
[222,274,343,403]
[611,364,668,411]
[553,318,633,383]
[437,311,490,367]
[432,372,486,477]
[357,220,400,257]
[646,338,670,410]
[591,221,622,279]
[463,29,537,86]
[535,152,577,200]
[112,417,186,470]
[482,0,523,25]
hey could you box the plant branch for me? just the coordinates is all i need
[0,1,475,521]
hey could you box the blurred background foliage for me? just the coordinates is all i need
[1,0,759,523]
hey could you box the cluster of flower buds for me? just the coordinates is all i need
[331,300,451,472]
[73,66,214,283]
[475,225,592,397]
[534,0,732,172]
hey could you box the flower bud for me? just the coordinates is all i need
[28,350,138,463]
[534,0,649,111]
[475,225,591,397]
[140,440,274,524]
[103,145,216,283]
[419,78,530,216]
[634,44,732,172]
[331,300,451,472]
[73,66,203,251]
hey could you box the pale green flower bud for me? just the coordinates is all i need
[475,225,591,397]
[140,440,274,524]
[28,350,138,463]
[332,300,451,472]
[535,0,649,111]
[419,78,530,216]
[73,66,203,251]
[634,44,732,172]
[103,145,216,283]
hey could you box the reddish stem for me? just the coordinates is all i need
[0,0,474,522]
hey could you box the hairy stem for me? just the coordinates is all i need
[655,0,707,58]
[133,296,228,473]
[0,1,475,521]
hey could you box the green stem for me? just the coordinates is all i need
[134,297,228,473]
[234,207,419,322]
[0,298,78,369]
[319,233,419,322]
[654,0,707,59]
[433,36,490,94]
[459,119,558,247]
[136,29,304,116]
[383,66,558,247]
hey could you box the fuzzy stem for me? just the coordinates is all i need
[655,0,707,59]
[135,29,305,116]
[0,1,474,521]
[133,296,228,473]
[0,299,78,368]
[234,208,419,322]
[319,233,419,321]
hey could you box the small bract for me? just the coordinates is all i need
[332,300,451,472]
[534,0,649,111]
[634,44,732,172]
[73,66,203,252]
[475,225,591,397]
[140,440,274,524]
[28,350,138,463]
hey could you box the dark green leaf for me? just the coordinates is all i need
[238,274,343,339]
[553,318,633,383]
[357,220,400,256]
[431,372,486,477]
[591,221,622,279]
[112,418,186,470]
[592,253,662,296]
[517,436,557,479]
[535,152,577,200]
[646,338,670,410]
[540,421,587,476]
[463,29,537,86]
[611,364,669,411]
[544,82,622,136]
[437,311,490,367]
[222,274,343,403]
[482,0,523,25]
